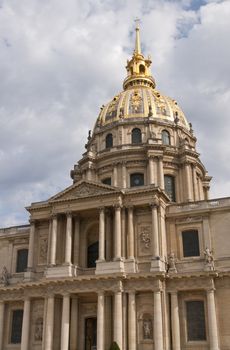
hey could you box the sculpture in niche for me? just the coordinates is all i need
[34,317,43,341]
[204,247,215,271]
[0,266,9,286]
[140,226,151,249]
[168,252,177,273]
[143,318,153,339]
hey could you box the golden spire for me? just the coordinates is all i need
[134,18,141,55]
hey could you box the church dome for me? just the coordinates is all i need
[96,21,189,130]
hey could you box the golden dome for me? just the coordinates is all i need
[96,21,189,130]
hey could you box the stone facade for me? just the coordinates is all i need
[0,24,229,350]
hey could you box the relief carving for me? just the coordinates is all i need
[39,237,48,264]
[34,317,43,342]
[140,226,151,249]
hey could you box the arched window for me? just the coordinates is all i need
[164,175,176,201]
[139,64,145,74]
[132,128,142,144]
[162,130,170,145]
[87,241,99,268]
[105,133,113,148]
[16,249,28,273]
[130,173,144,187]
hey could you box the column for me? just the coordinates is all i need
[0,302,5,350]
[128,207,134,259]
[122,161,127,188]
[128,292,136,350]
[192,164,199,201]
[121,208,126,259]
[70,297,78,350]
[114,291,123,350]
[65,212,72,264]
[171,292,181,350]
[207,289,219,350]
[154,291,163,350]
[97,292,105,350]
[185,162,192,201]
[158,156,164,189]
[21,298,31,350]
[61,294,70,350]
[44,295,55,350]
[114,206,122,260]
[50,215,58,265]
[99,208,105,261]
[74,216,80,265]
[149,156,155,184]
[106,211,112,261]
[122,293,127,350]
[113,164,118,187]
[27,220,35,270]
[151,204,160,258]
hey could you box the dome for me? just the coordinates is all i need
[97,86,189,129]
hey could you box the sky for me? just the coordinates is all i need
[0,0,230,227]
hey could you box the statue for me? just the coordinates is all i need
[0,266,9,286]
[34,318,43,341]
[143,318,152,339]
[168,252,177,273]
[204,247,215,271]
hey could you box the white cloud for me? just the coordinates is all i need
[0,0,229,226]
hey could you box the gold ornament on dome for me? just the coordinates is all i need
[130,89,143,113]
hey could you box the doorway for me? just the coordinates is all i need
[85,317,97,350]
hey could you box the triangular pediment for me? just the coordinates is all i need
[49,180,119,202]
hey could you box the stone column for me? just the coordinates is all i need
[122,161,127,188]
[0,302,5,350]
[121,208,126,259]
[44,295,55,350]
[114,206,122,260]
[128,292,136,350]
[74,216,80,265]
[207,289,219,350]
[149,156,155,184]
[151,204,160,258]
[171,292,181,350]
[65,212,72,264]
[185,162,192,201]
[158,156,164,189]
[99,208,105,261]
[113,164,118,187]
[61,294,70,350]
[97,292,105,350]
[21,298,31,350]
[122,293,127,350]
[127,207,134,259]
[50,215,58,265]
[114,291,123,350]
[27,220,35,270]
[106,211,112,261]
[70,297,78,350]
[192,164,198,201]
[154,291,163,350]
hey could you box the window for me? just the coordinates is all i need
[16,249,28,273]
[105,133,113,148]
[182,230,200,257]
[164,175,176,202]
[132,128,142,144]
[130,173,144,187]
[87,241,99,268]
[186,301,206,341]
[139,64,145,74]
[102,177,111,186]
[162,130,170,145]
[11,309,23,344]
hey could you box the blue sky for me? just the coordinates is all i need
[0,0,230,226]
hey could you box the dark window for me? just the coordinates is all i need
[16,249,28,273]
[102,177,111,186]
[164,175,176,202]
[162,130,170,145]
[186,301,206,341]
[132,128,142,144]
[105,133,113,148]
[182,230,200,257]
[139,64,145,74]
[87,241,99,268]
[85,318,97,350]
[11,309,23,344]
[130,173,144,187]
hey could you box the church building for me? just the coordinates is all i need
[0,23,230,350]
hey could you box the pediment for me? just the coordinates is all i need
[49,180,119,202]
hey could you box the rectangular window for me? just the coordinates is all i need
[182,230,200,257]
[186,300,206,341]
[16,249,28,272]
[11,309,23,344]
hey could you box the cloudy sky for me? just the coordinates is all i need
[0,0,230,227]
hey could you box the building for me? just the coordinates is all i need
[0,23,230,350]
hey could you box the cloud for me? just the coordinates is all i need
[0,0,229,226]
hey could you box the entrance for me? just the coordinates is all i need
[85,317,97,350]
